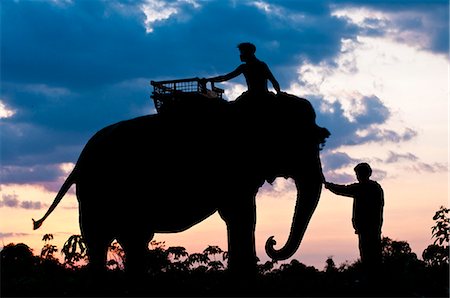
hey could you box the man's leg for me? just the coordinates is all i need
[359,232,382,286]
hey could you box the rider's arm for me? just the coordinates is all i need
[266,66,281,93]
[209,65,243,83]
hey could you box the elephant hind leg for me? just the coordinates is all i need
[119,232,154,275]
[83,234,111,272]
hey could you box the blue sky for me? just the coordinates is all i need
[1,0,448,267]
[2,0,447,186]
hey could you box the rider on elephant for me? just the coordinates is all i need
[207,42,281,103]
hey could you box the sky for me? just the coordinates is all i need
[1,0,448,269]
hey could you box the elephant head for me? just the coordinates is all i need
[234,93,329,261]
[155,91,329,262]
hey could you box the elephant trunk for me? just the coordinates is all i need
[265,164,323,261]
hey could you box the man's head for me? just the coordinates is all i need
[237,42,256,62]
[354,162,372,182]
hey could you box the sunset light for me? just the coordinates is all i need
[1,0,448,296]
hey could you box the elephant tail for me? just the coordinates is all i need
[32,167,78,230]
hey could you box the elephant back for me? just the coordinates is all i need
[228,92,330,148]
[154,92,230,118]
[155,91,330,149]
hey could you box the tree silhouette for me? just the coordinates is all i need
[1,243,38,277]
[324,256,338,273]
[203,245,226,271]
[431,206,449,246]
[187,252,210,267]
[422,206,449,267]
[422,244,448,267]
[40,234,58,261]
[167,246,188,260]
[146,240,171,273]
[381,236,422,273]
[2,233,449,297]
[61,235,87,268]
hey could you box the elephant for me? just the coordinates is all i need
[33,91,330,276]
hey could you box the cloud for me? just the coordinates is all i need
[321,151,360,183]
[384,151,447,174]
[20,201,45,210]
[322,157,387,184]
[323,171,354,184]
[1,164,66,184]
[322,151,359,172]
[0,100,16,119]
[331,1,448,54]
[385,151,418,163]
[307,96,417,149]
[140,0,201,33]
[0,232,30,239]
[141,0,179,33]
[1,0,356,90]
[1,0,444,188]
[0,193,46,210]
[1,79,151,167]
[259,178,297,197]
[0,194,19,208]
[409,162,448,174]
[0,0,359,187]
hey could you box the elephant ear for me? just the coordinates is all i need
[316,126,331,150]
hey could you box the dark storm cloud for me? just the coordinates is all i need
[1,164,65,184]
[1,78,152,168]
[1,0,149,89]
[309,95,417,183]
[0,0,355,89]
[0,0,444,186]
[309,95,417,150]
[0,0,355,185]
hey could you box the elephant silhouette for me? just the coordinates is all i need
[33,92,330,277]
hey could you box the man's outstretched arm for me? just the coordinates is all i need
[324,182,355,197]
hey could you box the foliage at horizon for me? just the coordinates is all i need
[1,207,448,296]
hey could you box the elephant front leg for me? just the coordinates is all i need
[220,195,257,279]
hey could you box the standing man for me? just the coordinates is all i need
[324,163,384,282]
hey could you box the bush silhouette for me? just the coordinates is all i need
[2,206,449,296]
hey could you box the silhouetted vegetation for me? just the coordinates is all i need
[2,207,449,296]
